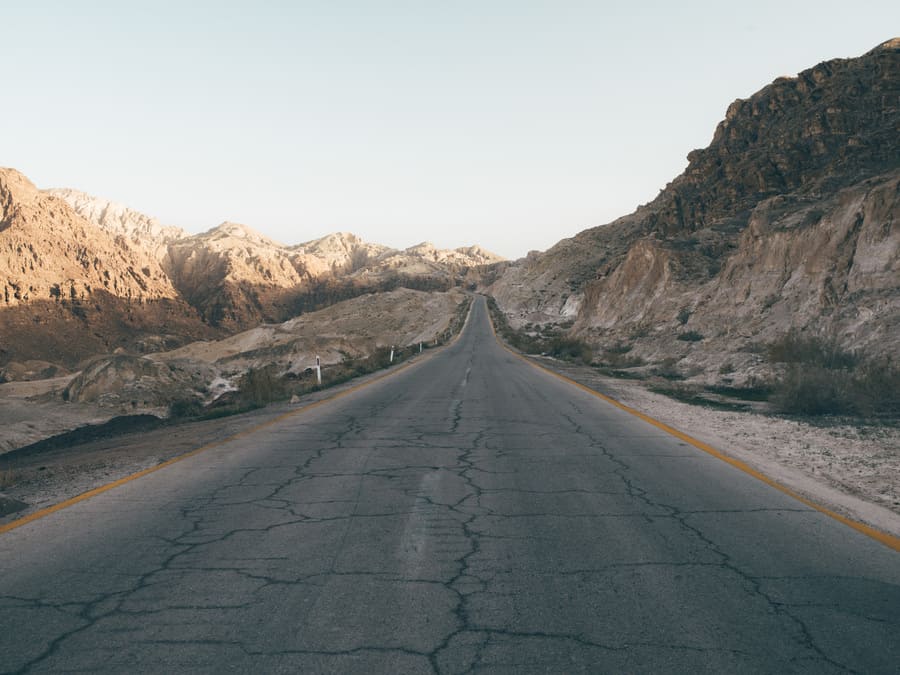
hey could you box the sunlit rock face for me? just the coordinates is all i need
[487,39,900,380]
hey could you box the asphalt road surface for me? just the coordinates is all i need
[1,297,898,674]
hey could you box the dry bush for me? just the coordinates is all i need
[767,331,898,417]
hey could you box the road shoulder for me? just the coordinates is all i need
[520,354,900,540]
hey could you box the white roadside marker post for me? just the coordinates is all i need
[390,345,395,363]
[316,355,322,386]
[419,342,423,353]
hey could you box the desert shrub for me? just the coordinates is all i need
[600,343,644,369]
[677,307,691,325]
[706,384,773,401]
[718,361,735,375]
[237,365,286,407]
[771,358,900,417]
[653,357,683,380]
[545,336,592,364]
[763,330,896,416]
[771,366,856,415]
[605,342,633,354]
[676,330,704,342]
[766,330,857,369]
[629,322,652,339]
[168,397,203,419]
[0,469,18,490]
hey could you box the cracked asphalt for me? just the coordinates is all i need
[1,297,899,674]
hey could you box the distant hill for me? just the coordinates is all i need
[0,171,501,370]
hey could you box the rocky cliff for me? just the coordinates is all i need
[0,169,213,368]
[488,39,900,381]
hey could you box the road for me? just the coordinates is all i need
[1,297,898,673]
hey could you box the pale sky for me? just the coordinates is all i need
[4,1,898,258]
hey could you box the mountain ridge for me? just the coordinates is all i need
[0,174,501,369]
[487,39,900,382]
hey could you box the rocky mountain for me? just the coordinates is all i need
[45,188,188,260]
[0,169,213,368]
[290,231,392,275]
[487,38,900,382]
[161,221,315,330]
[1,175,500,372]
[53,189,501,331]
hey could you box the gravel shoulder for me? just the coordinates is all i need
[527,355,900,539]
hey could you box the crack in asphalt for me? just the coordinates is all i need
[2,301,896,673]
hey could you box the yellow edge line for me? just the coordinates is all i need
[485,302,900,553]
[1,298,476,537]
[0,345,438,537]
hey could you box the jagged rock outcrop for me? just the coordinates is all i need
[1,170,179,306]
[488,39,900,379]
[163,221,317,329]
[290,232,391,275]
[46,188,188,260]
[63,354,214,411]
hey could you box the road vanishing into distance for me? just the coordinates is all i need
[1,297,898,674]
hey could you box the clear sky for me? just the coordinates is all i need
[4,1,898,258]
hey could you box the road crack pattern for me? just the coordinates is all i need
[1,299,898,673]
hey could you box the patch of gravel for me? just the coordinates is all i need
[530,356,900,539]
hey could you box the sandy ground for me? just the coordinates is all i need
[0,376,118,454]
[529,356,900,539]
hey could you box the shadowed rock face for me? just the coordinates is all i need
[488,39,900,378]
[0,170,216,367]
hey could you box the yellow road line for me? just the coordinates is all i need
[0,355,425,537]
[1,298,478,537]
[485,301,900,553]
